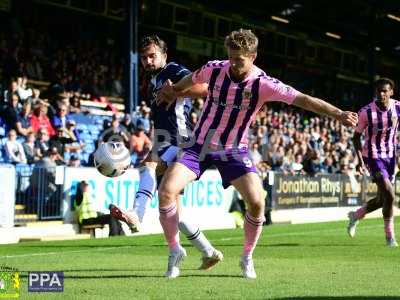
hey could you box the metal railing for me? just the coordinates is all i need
[15,164,63,222]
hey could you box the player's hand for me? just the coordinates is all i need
[156,79,176,109]
[356,162,367,176]
[339,111,358,127]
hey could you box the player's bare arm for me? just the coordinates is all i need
[292,93,358,127]
[352,132,366,175]
[156,73,207,107]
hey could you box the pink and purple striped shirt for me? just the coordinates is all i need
[355,99,400,159]
[192,60,300,149]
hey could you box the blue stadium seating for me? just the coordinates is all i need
[17,137,25,144]
[84,143,95,153]
[82,153,90,164]
[64,152,71,162]
[76,123,88,132]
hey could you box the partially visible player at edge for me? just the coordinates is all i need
[347,78,398,247]
[157,29,358,279]
[110,35,223,269]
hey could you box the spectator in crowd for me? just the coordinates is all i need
[47,146,65,165]
[2,92,22,131]
[23,132,41,164]
[49,126,77,156]
[321,156,338,174]
[139,106,151,133]
[74,181,124,236]
[26,55,43,80]
[34,129,50,158]
[249,142,263,165]
[64,120,84,153]
[121,113,135,133]
[30,147,63,211]
[27,88,42,106]
[291,153,304,174]
[52,104,71,128]
[4,129,27,164]
[30,103,55,136]
[69,95,84,114]
[16,101,33,137]
[2,81,18,103]
[1,80,18,103]
[100,115,129,144]
[68,155,81,167]
[129,124,151,166]
[16,76,33,101]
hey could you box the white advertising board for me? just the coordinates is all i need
[63,167,235,234]
[0,164,16,227]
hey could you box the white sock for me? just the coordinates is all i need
[133,166,156,222]
[178,220,214,257]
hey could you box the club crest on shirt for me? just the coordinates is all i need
[242,89,252,100]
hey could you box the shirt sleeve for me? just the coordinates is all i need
[259,76,300,105]
[173,66,191,82]
[192,61,220,84]
[355,109,367,133]
[5,142,18,162]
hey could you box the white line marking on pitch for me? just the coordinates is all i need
[0,224,382,259]
[218,224,382,241]
[0,245,134,259]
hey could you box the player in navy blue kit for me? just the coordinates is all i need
[110,35,223,271]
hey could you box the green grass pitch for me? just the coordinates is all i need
[0,218,399,299]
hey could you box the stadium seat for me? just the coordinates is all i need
[84,143,95,153]
[80,133,93,142]
[88,124,98,132]
[17,137,25,144]
[76,124,88,132]
[82,153,90,164]
[64,152,71,162]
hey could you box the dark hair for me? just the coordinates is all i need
[139,35,167,54]
[375,77,395,90]
[10,92,20,102]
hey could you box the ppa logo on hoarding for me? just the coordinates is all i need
[28,272,64,292]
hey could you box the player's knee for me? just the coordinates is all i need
[247,197,265,215]
[158,184,178,203]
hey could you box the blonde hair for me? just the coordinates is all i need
[224,29,258,54]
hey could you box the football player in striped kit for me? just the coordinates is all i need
[110,35,223,271]
[348,77,398,247]
[157,29,357,278]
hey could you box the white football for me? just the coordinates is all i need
[94,142,131,177]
